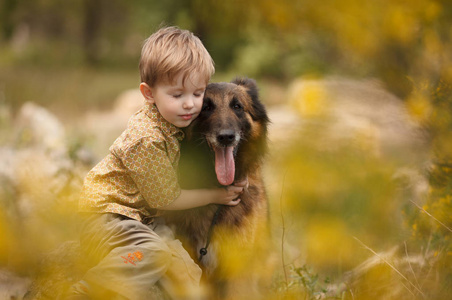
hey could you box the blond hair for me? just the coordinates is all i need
[139,26,215,87]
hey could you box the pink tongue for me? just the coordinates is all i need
[215,147,235,186]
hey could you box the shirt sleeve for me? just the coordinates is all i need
[120,137,181,208]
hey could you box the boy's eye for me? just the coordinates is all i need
[173,94,182,98]
[194,93,203,97]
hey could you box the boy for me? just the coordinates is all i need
[70,26,246,299]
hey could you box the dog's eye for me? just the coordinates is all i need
[232,103,242,110]
[231,97,243,111]
[229,97,243,111]
[202,99,214,111]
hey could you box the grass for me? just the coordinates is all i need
[1,65,451,299]
[0,65,140,121]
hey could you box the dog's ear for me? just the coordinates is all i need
[232,77,269,123]
[232,77,258,103]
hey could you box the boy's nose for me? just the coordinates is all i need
[183,97,195,109]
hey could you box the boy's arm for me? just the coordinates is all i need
[121,138,183,208]
[121,137,247,210]
[159,180,247,211]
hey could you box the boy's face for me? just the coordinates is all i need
[140,73,206,128]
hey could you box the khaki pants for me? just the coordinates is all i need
[78,213,202,299]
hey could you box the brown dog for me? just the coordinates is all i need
[164,78,270,298]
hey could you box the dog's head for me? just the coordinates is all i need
[187,78,269,186]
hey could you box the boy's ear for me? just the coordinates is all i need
[140,83,155,104]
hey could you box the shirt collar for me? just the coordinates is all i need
[145,103,184,140]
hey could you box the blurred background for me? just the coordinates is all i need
[0,0,451,299]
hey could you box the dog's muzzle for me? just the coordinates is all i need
[216,129,238,147]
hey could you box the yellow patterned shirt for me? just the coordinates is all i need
[79,103,184,221]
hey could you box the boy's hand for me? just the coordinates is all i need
[216,178,248,206]
[165,178,249,210]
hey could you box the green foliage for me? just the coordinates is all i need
[289,265,334,299]
[1,0,452,298]
[273,265,338,300]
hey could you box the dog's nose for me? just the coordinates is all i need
[217,130,236,146]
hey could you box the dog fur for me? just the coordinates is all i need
[164,78,270,298]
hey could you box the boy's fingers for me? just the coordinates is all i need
[227,198,241,206]
[233,179,247,187]
[228,186,244,193]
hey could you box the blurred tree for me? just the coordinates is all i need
[181,0,254,70]
[83,0,102,65]
[0,0,19,41]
